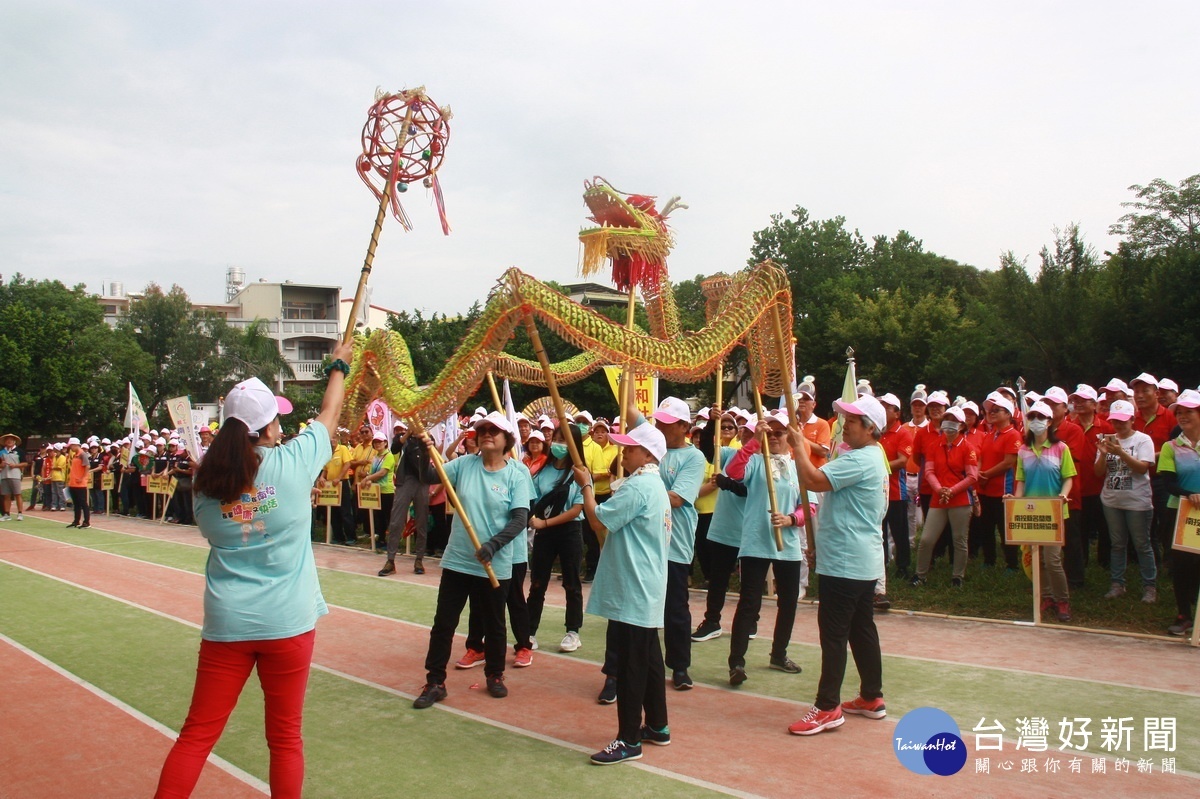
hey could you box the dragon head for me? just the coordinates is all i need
[578,177,685,292]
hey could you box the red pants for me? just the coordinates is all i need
[155,629,316,798]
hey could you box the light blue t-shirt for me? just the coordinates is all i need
[588,467,671,628]
[508,460,536,565]
[707,446,747,548]
[659,445,707,565]
[815,444,888,581]
[532,463,584,518]
[439,455,534,580]
[739,453,805,561]
[195,420,332,642]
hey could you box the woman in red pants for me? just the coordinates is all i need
[155,340,353,799]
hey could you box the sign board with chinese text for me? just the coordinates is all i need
[146,475,171,495]
[1173,497,1200,556]
[358,484,381,510]
[1004,497,1064,546]
[100,473,115,492]
[315,486,342,507]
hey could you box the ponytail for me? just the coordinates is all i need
[193,418,264,503]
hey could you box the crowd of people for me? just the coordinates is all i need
[7,365,1200,785]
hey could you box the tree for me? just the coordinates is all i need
[1109,175,1200,256]
[0,275,153,436]
[215,319,296,386]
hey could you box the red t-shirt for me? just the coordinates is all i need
[1073,414,1115,497]
[879,422,914,501]
[1134,404,1178,475]
[1053,418,1087,510]
[911,426,941,495]
[923,435,979,508]
[978,425,1022,497]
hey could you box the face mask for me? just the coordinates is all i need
[550,443,568,459]
[1027,419,1049,435]
[578,423,589,437]
[940,423,960,435]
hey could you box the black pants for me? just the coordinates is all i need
[373,493,394,544]
[425,567,510,684]
[1173,550,1200,619]
[1151,480,1172,567]
[467,561,531,653]
[527,521,584,635]
[883,499,911,574]
[582,492,610,578]
[606,620,668,745]
[729,558,800,668]
[973,495,1019,568]
[427,502,450,555]
[337,479,357,542]
[815,574,883,711]
[1062,512,1084,586]
[663,560,692,672]
[69,487,90,526]
[694,513,713,582]
[702,540,740,627]
[1081,494,1109,569]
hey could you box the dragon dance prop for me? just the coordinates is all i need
[340,262,793,431]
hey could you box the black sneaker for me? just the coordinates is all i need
[639,724,671,746]
[1167,615,1193,636]
[729,666,748,686]
[672,670,693,690]
[486,673,508,698]
[377,560,396,577]
[873,594,891,611]
[412,682,447,709]
[951,577,963,588]
[691,621,722,642]
[769,656,802,674]
[414,558,425,575]
[597,676,617,704]
[909,574,925,587]
[590,739,642,765]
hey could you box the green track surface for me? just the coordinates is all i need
[0,564,722,799]
[6,518,1198,772]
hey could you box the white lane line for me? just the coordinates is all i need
[4,526,1198,701]
[0,631,269,795]
[0,558,762,798]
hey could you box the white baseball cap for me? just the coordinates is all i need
[1107,399,1135,422]
[652,397,691,425]
[832,394,887,433]
[609,421,667,461]
[143,445,157,456]
[1070,384,1098,402]
[1170,389,1200,412]
[1103,378,1132,397]
[67,437,81,446]
[1130,372,1159,388]
[961,401,980,417]
[526,429,546,442]
[943,406,966,424]
[574,410,594,425]
[1027,400,1053,419]
[1043,386,1069,405]
[764,411,790,428]
[878,392,902,410]
[926,391,950,407]
[984,392,1015,415]
[1158,378,1180,393]
[223,377,294,432]
[473,410,515,435]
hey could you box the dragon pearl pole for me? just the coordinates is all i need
[750,389,785,552]
[342,179,393,345]
[771,305,815,556]
[712,363,724,472]
[615,287,638,479]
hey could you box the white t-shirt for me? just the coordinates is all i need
[1099,431,1154,511]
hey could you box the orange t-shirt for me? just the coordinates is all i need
[67,453,91,488]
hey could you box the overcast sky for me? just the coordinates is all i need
[3,1,1197,315]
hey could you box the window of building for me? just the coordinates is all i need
[297,341,331,362]
[283,302,327,320]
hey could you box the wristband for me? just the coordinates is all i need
[324,358,351,376]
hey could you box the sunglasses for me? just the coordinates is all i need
[476,425,504,437]
[766,429,787,438]
[720,424,736,431]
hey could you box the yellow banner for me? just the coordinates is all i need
[100,473,115,492]
[1004,497,1064,546]
[146,475,171,495]
[1173,497,1200,555]
[601,365,658,427]
[315,485,342,507]
[358,484,381,510]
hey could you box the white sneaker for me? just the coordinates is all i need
[529,636,539,651]
[15,514,22,521]
[560,631,581,652]
[0,515,10,522]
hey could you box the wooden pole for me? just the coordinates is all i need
[519,312,603,548]
[1032,545,1042,625]
[325,504,332,545]
[711,363,724,472]
[751,389,785,552]
[615,287,638,478]
[485,371,503,413]
[771,306,815,557]
[409,416,500,588]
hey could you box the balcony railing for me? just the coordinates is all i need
[289,360,326,380]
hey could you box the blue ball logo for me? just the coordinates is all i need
[893,707,967,776]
